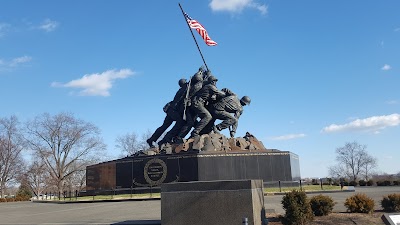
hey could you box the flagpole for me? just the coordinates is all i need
[178,3,210,71]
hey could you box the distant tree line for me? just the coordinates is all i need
[0,112,150,199]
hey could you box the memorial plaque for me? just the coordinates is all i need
[144,158,168,186]
[382,213,400,225]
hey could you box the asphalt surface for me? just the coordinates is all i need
[0,186,399,225]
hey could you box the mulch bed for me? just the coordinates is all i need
[266,212,385,225]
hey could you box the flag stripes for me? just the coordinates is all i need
[184,12,217,46]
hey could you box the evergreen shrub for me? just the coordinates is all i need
[381,193,400,212]
[344,193,375,213]
[281,190,314,225]
[349,180,358,186]
[309,195,335,216]
[358,180,366,186]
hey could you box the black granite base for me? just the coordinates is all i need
[88,151,300,190]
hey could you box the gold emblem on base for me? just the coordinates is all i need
[143,158,168,186]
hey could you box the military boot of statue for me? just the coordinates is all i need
[172,136,184,144]
[213,125,221,134]
[146,139,155,148]
[157,140,165,148]
[189,131,200,139]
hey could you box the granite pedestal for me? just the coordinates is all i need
[86,151,300,192]
[161,180,266,225]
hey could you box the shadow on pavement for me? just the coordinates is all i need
[111,220,161,225]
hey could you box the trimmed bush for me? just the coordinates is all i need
[0,198,6,203]
[6,197,15,202]
[367,180,374,186]
[344,193,375,213]
[358,180,367,186]
[377,180,392,186]
[381,193,400,212]
[349,180,358,186]
[393,181,400,186]
[281,190,314,225]
[309,195,335,216]
[15,195,31,202]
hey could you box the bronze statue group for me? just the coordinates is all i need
[147,67,251,149]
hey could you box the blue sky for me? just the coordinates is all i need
[1,0,399,178]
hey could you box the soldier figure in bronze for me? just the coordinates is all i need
[189,72,226,138]
[208,88,251,137]
[174,70,205,141]
[147,78,187,148]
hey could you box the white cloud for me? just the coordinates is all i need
[386,100,398,105]
[322,113,400,133]
[210,0,268,15]
[381,64,392,71]
[0,56,32,70]
[0,23,11,37]
[38,19,59,32]
[394,28,400,32]
[252,3,268,15]
[269,133,306,141]
[52,69,134,96]
[9,56,32,67]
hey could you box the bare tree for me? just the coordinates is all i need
[328,165,348,179]
[362,154,377,181]
[64,161,89,192]
[139,130,152,151]
[25,112,106,193]
[328,141,377,182]
[25,159,49,198]
[115,130,152,156]
[115,132,139,156]
[0,115,25,198]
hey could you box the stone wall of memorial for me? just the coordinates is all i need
[86,160,116,191]
[86,150,301,191]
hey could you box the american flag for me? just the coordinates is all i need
[184,12,217,46]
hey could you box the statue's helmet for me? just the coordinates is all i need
[207,75,218,82]
[240,96,251,106]
[192,73,203,82]
[178,78,187,87]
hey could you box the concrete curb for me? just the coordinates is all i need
[32,197,161,204]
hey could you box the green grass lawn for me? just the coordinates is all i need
[264,184,342,193]
[40,192,161,202]
[37,185,344,202]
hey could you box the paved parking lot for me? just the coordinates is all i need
[0,186,398,224]
[0,200,161,225]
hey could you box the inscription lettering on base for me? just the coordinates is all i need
[144,158,167,186]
